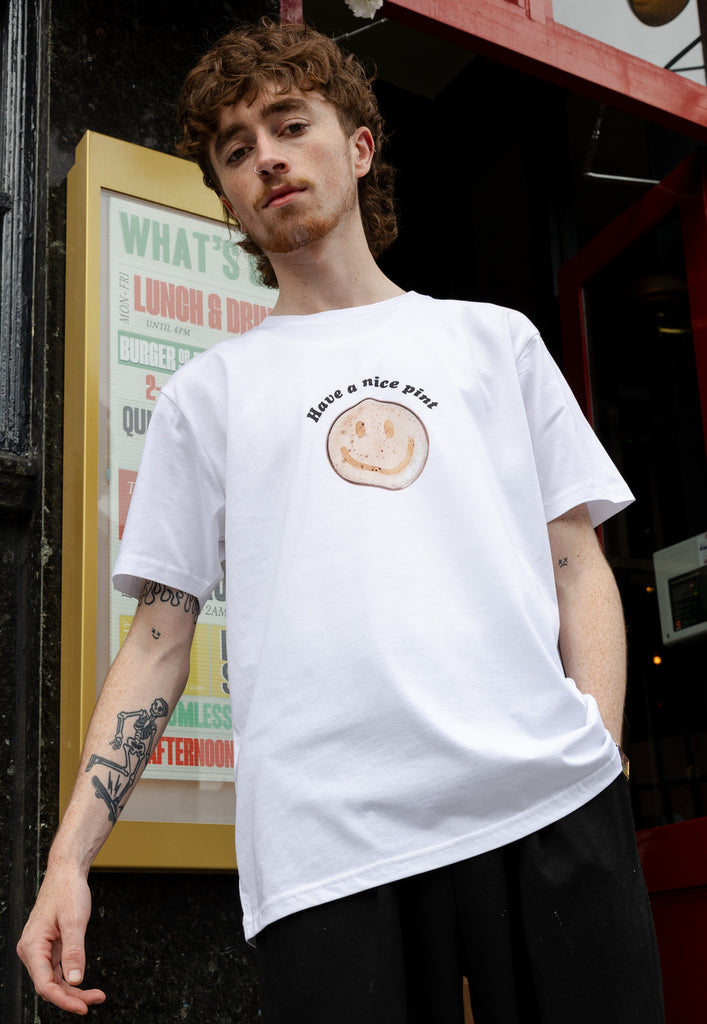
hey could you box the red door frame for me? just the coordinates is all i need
[637,818,707,1020]
[557,151,707,463]
[558,153,707,1020]
[284,3,707,138]
[356,1,707,141]
[383,0,707,137]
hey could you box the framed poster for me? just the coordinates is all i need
[60,131,277,869]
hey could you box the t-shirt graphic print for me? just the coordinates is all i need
[326,398,429,489]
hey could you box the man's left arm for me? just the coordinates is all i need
[548,503,626,745]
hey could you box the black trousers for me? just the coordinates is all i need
[256,774,664,1023]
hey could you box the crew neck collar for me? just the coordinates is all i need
[265,290,416,325]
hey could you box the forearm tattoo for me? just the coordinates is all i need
[138,580,200,625]
[557,557,569,569]
[86,698,169,822]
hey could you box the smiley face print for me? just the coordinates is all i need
[327,399,429,490]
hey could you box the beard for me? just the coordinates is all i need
[254,210,335,254]
[245,175,359,256]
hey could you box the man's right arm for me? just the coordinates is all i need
[16,581,199,1015]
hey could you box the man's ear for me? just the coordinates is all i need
[220,195,236,218]
[352,127,375,179]
[220,195,243,233]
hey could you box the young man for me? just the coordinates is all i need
[18,20,664,1023]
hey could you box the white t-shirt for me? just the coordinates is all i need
[114,292,634,941]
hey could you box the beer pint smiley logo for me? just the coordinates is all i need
[327,398,429,490]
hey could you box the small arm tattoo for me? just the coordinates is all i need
[138,580,200,624]
[557,557,569,568]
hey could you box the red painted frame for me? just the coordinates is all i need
[382,0,707,140]
[558,155,707,1020]
[557,152,707,466]
[637,819,707,1021]
[284,1,707,140]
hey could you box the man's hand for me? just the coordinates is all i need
[16,865,106,1014]
[17,581,200,1011]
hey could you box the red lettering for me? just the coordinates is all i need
[145,278,159,315]
[160,280,175,319]
[226,297,240,334]
[208,293,222,330]
[134,278,211,328]
[152,736,234,771]
[175,285,189,322]
[241,301,254,332]
[149,739,164,766]
[190,288,204,326]
[225,298,260,335]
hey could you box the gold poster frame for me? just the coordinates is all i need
[61,131,238,870]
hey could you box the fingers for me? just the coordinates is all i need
[17,871,105,1014]
[57,931,87,989]
[18,944,106,1014]
[18,937,105,1014]
[38,978,106,1016]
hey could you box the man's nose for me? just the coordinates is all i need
[253,136,290,176]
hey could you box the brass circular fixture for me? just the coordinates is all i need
[627,0,691,27]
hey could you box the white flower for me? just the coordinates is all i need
[344,0,383,19]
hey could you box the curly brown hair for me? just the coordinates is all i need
[176,19,397,290]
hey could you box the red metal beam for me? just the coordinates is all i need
[526,0,554,23]
[280,0,303,24]
[382,0,707,141]
[561,155,700,282]
[557,260,594,422]
[558,153,707,463]
[557,154,700,418]
[680,156,707,464]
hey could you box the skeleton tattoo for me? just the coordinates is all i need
[86,698,169,822]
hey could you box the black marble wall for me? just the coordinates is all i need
[2,2,277,1022]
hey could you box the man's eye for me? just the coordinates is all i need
[283,122,306,136]
[227,146,248,164]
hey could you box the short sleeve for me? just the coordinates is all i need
[516,329,634,527]
[112,391,225,607]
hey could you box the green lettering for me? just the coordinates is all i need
[152,221,169,262]
[222,244,239,281]
[172,227,192,269]
[193,232,209,272]
[119,213,150,257]
[176,701,197,728]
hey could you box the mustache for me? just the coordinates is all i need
[253,178,314,210]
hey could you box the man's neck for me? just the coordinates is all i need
[267,229,404,316]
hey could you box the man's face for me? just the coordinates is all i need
[208,86,372,258]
